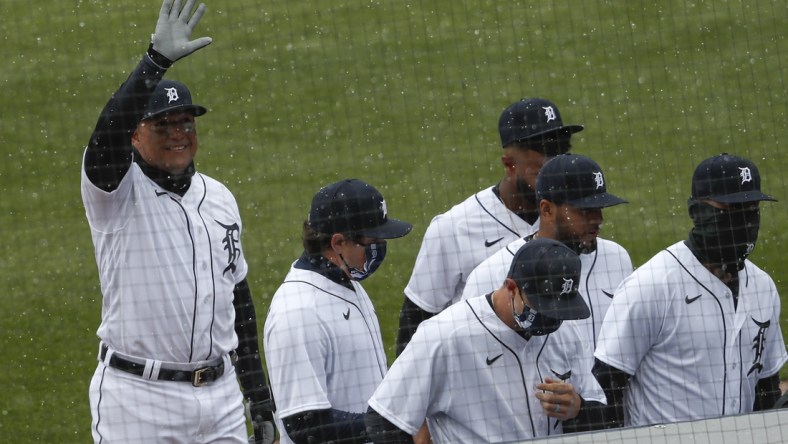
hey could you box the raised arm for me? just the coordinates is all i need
[83,0,211,191]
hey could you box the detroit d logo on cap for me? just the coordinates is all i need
[560,278,574,295]
[165,87,179,103]
[593,172,604,189]
[543,106,557,122]
[739,167,752,184]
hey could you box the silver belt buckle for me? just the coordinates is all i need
[192,367,210,387]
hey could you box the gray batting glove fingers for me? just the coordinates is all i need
[251,419,276,444]
[151,0,212,62]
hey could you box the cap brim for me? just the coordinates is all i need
[532,292,590,320]
[707,191,777,204]
[566,192,628,209]
[355,218,413,239]
[143,104,208,121]
[518,125,584,142]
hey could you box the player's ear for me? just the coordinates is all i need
[501,152,515,171]
[131,129,141,149]
[329,233,348,252]
[538,199,553,218]
[503,277,518,293]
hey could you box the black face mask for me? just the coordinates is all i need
[132,148,195,195]
[687,199,760,272]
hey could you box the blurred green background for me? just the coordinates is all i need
[1,0,785,441]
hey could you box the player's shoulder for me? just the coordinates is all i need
[619,241,688,283]
[595,237,630,256]
[639,240,690,267]
[196,172,234,195]
[270,267,344,309]
[478,237,522,267]
[593,237,633,265]
[433,186,496,218]
[742,259,777,289]
[422,298,484,336]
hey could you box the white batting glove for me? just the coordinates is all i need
[151,0,212,62]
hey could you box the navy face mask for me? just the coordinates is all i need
[688,200,760,272]
[343,241,387,281]
[512,296,562,336]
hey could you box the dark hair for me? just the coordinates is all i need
[302,220,333,254]
[302,221,361,255]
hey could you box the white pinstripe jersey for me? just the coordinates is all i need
[368,295,605,443]
[595,241,788,426]
[81,151,248,363]
[462,237,633,351]
[264,265,388,444]
[405,186,538,313]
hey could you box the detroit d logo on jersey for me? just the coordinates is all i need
[216,220,241,275]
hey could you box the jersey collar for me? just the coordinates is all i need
[295,251,353,289]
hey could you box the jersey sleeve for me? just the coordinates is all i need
[368,323,447,435]
[404,214,463,313]
[564,322,606,404]
[461,245,516,301]
[263,285,333,418]
[83,54,168,192]
[760,276,788,377]
[594,264,667,375]
[80,151,136,234]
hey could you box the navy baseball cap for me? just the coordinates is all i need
[308,179,413,239]
[142,79,207,121]
[508,238,589,320]
[691,153,776,204]
[498,98,583,147]
[536,154,628,209]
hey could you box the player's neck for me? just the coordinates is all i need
[491,289,518,330]
[706,264,736,285]
[496,180,539,223]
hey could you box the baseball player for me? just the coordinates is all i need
[462,154,632,359]
[263,179,412,444]
[593,153,788,427]
[82,1,274,443]
[397,98,584,355]
[366,238,606,443]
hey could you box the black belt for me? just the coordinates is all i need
[100,344,235,387]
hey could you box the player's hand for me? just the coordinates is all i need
[413,421,431,444]
[151,0,212,62]
[535,378,582,421]
[249,401,276,444]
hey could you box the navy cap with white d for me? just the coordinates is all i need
[308,179,413,239]
[691,153,776,204]
[536,154,628,209]
[508,238,589,320]
[142,79,207,121]
[498,98,583,147]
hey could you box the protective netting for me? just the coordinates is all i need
[2,1,785,442]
